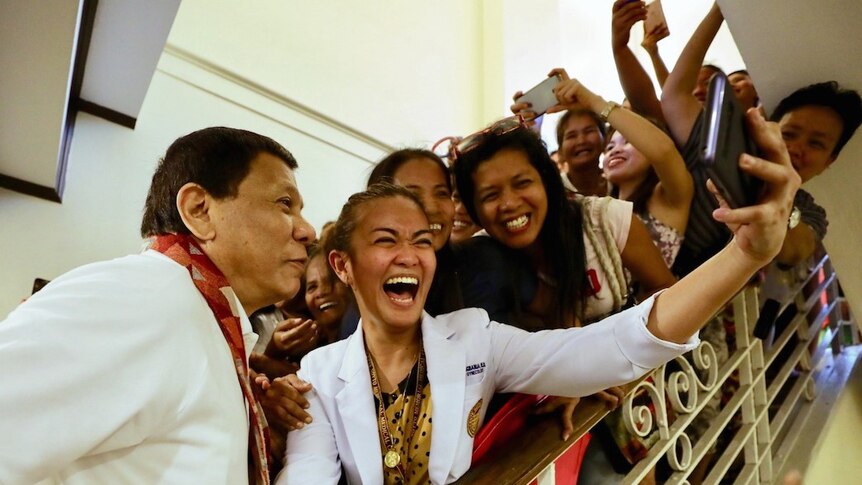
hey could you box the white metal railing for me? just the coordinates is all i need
[456,253,855,485]
[618,253,852,484]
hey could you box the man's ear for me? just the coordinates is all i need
[329,250,353,287]
[177,183,216,241]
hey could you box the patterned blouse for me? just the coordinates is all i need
[637,211,683,268]
[375,361,433,484]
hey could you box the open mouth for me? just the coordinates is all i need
[572,147,593,158]
[504,214,529,232]
[429,223,442,232]
[383,275,419,305]
[453,219,471,229]
[605,156,626,169]
[318,301,337,312]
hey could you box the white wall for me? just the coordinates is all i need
[166,0,486,147]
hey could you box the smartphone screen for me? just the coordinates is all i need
[515,74,563,117]
[701,72,762,208]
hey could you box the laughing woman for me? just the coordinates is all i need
[279,110,798,483]
[358,148,534,326]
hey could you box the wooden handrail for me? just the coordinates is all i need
[455,381,640,485]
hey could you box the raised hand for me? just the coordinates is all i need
[547,73,605,115]
[710,109,801,265]
[265,317,320,360]
[611,0,647,53]
[642,23,670,53]
[510,89,538,124]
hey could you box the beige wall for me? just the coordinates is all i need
[167,0,486,146]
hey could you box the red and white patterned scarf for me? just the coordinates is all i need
[150,233,271,484]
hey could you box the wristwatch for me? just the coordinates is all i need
[599,101,621,122]
[788,206,801,229]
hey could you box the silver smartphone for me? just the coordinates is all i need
[515,74,563,117]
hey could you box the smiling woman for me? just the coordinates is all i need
[303,243,351,346]
[277,122,799,483]
[453,119,677,328]
[352,148,530,325]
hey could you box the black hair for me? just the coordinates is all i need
[303,242,338,290]
[605,118,667,214]
[141,127,297,237]
[328,182,426,258]
[367,148,452,192]
[770,81,862,157]
[453,126,587,326]
[555,108,607,149]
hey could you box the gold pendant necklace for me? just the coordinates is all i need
[384,449,401,469]
[366,343,426,475]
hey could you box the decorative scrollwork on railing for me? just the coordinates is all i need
[622,366,669,440]
[622,340,720,445]
[665,430,694,471]
[690,339,719,390]
[666,340,717,415]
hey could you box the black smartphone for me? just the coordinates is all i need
[701,72,763,208]
[514,74,563,117]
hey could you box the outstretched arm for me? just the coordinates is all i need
[660,2,724,145]
[490,111,797,397]
[552,76,694,210]
[610,0,663,120]
[642,24,670,87]
[647,109,800,343]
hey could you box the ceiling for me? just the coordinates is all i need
[0,0,179,202]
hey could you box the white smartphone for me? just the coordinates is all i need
[644,0,669,41]
[514,74,563,117]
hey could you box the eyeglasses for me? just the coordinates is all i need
[451,115,529,161]
[431,136,462,161]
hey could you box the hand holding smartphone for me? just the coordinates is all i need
[701,72,763,208]
[514,73,563,118]
[644,0,670,42]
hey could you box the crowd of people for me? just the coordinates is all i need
[1,1,861,484]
